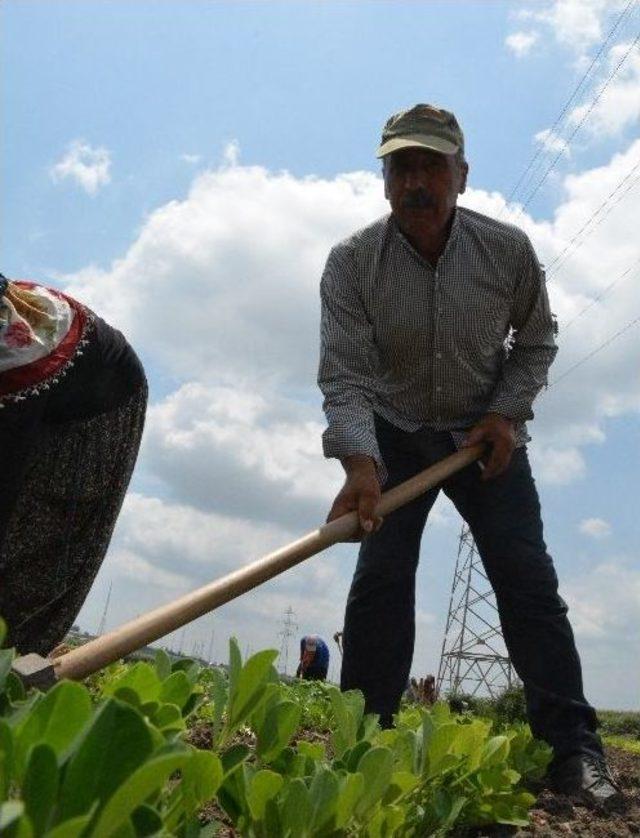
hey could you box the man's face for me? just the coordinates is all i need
[383,147,468,234]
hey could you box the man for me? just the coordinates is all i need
[317,104,622,809]
[296,635,329,681]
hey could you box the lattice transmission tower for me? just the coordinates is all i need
[437,524,520,699]
[278,606,298,676]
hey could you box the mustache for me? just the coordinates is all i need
[402,188,437,210]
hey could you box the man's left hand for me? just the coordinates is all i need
[462,413,516,480]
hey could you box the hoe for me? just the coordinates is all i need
[11,444,483,690]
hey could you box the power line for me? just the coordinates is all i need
[546,159,640,279]
[516,30,640,218]
[501,0,639,214]
[562,260,640,331]
[550,312,640,386]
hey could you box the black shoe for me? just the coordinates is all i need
[548,753,625,811]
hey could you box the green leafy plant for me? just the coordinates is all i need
[0,623,554,837]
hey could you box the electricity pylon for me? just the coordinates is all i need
[436,525,520,699]
[278,606,298,676]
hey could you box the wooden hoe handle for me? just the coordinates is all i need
[53,444,484,681]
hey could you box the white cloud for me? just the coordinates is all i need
[50,139,112,195]
[564,560,640,643]
[566,40,640,139]
[534,127,570,156]
[505,30,539,57]
[142,382,339,530]
[537,0,606,54]
[63,153,386,386]
[180,153,202,164]
[508,1,621,61]
[579,517,612,538]
[528,444,587,484]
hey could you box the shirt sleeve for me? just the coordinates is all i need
[317,243,387,482]
[488,234,558,422]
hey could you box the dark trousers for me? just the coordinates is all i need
[340,414,603,764]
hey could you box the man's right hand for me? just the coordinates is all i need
[326,454,384,541]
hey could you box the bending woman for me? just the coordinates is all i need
[0,274,147,655]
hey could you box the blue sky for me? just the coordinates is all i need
[3,1,640,709]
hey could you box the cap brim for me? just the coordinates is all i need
[376,134,459,158]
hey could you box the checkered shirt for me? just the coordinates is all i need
[317,207,558,480]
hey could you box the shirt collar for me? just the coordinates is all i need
[389,206,462,267]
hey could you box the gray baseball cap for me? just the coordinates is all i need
[376,104,465,158]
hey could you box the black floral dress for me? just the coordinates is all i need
[0,278,147,655]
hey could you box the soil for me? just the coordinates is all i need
[186,721,640,836]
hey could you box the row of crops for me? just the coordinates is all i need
[0,618,555,837]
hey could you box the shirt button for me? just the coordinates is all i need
[436,352,442,359]
[436,386,442,392]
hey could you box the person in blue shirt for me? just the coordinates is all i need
[296,635,329,681]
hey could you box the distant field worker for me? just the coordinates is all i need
[0,275,147,656]
[296,635,329,681]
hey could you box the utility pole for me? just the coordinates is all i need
[207,626,215,665]
[277,606,298,676]
[97,581,112,637]
[177,626,187,656]
[437,525,520,699]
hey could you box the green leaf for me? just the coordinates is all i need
[221,743,250,778]
[152,703,184,731]
[250,682,280,735]
[329,688,365,759]
[335,771,364,828]
[382,770,419,805]
[207,667,228,745]
[227,639,242,700]
[345,740,372,772]
[366,804,405,838]
[4,673,26,705]
[58,697,154,822]
[423,722,461,778]
[246,769,284,821]
[0,650,14,693]
[171,658,200,687]
[217,761,248,825]
[45,807,98,838]
[130,804,163,836]
[281,778,311,838]
[226,649,279,732]
[92,748,188,837]
[14,681,92,781]
[308,768,339,832]
[154,649,172,682]
[159,670,193,710]
[296,740,325,762]
[0,618,7,649]
[180,750,223,816]
[101,662,161,705]
[354,747,394,817]
[23,743,58,835]
[481,735,510,767]
[0,720,14,800]
[256,700,301,763]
